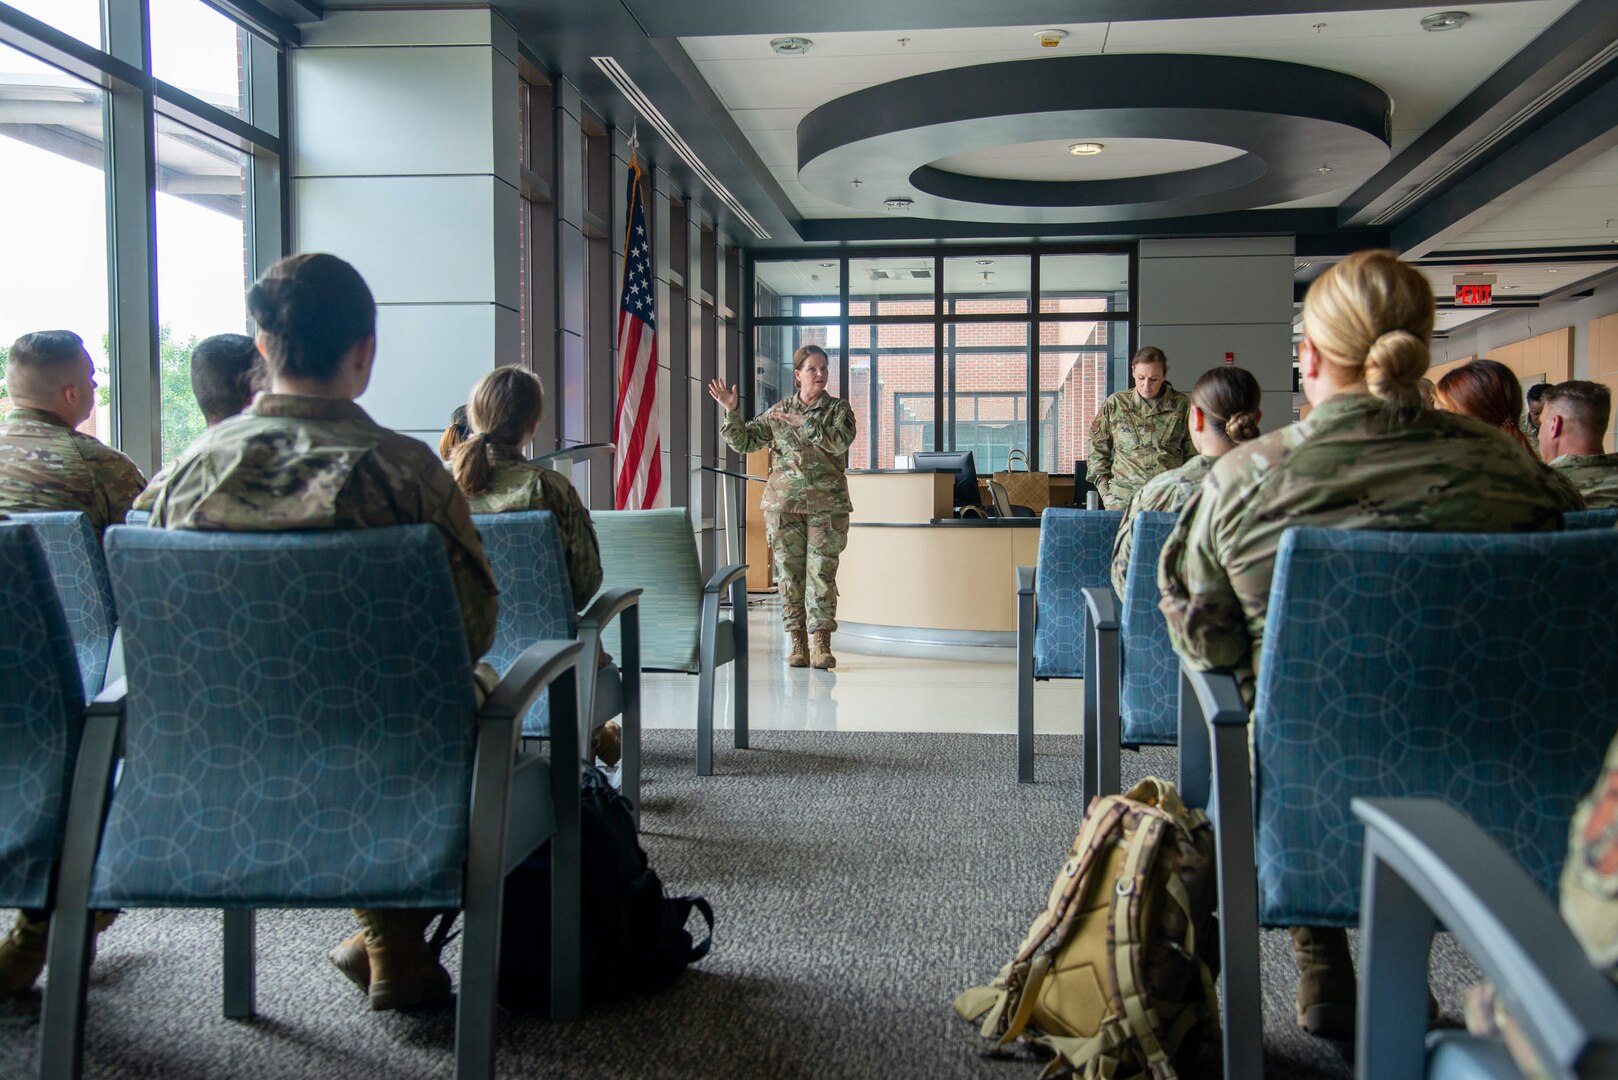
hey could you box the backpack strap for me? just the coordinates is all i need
[679,896,715,962]
[1110,816,1176,1075]
[1017,799,1132,964]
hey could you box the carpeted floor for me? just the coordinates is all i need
[0,730,1478,1079]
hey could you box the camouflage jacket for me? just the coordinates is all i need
[1562,729,1618,976]
[1110,453,1213,597]
[147,394,498,660]
[720,393,855,514]
[463,445,604,610]
[1548,452,1618,509]
[1159,392,1584,697]
[0,406,147,534]
[132,464,169,512]
[1088,385,1195,511]
[1522,413,1541,461]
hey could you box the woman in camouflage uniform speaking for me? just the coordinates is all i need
[1087,346,1196,511]
[707,344,855,671]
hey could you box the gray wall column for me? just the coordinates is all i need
[1136,237,1296,432]
[291,8,519,445]
[552,79,585,456]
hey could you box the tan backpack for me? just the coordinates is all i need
[954,777,1220,1079]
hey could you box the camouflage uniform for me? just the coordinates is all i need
[720,394,855,633]
[1088,385,1195,511]
[463,444,603,610]
[1522,412,1541,460]
[1548,452,1618,509]
[132,465,168,512]
[147,394,498,660]
[1109,453,1212,598]
[0,406,147,533]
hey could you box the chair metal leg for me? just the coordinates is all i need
[548,669,582,1020]
[1177,664,1212,812]
[1210,721,1266,1080]
[696,659,717,778]
[1356,850,1436,1080]
[459,718,517,1080]
[1090,620,1121,803]
[222,908,256,1019]
[1016,590,1036,784]
[732,577,750,751]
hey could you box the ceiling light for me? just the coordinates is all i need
[1069,142,1105,156]
[975,259,994,266]
[770,36,814,55]
[819,262,835,268]
[1036,29,1069,48]
[1317,164,1333,174]
[883,197,914,212]
[1420,11,1470,32]
[1547,268,1560,273]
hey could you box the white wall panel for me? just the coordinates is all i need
[360,303,500,431]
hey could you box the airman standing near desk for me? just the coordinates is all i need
[1158,249,1582,1044]
[1540,380,1618,508]
[0,329,146,533]
[1087,345,1195,511]
[708,344,855,670]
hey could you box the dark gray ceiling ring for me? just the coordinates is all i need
[796,54,1393,223]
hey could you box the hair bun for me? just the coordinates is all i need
[1364,328,1429,406]
[246,276,307,338]
[1223,410,1262,443]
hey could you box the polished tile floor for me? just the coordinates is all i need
[641,596,1083,735]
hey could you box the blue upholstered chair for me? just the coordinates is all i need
[123,510,150,526]
[1014,508,1123,783]
[1079,510,1179,806]
[10,512,119,698]
[1566,508,1618,530]
[590,508,747,777]
[40,526,587,1080]
[1352,798,1618,1080]
[1179,527,1618,1078]
[474,511,643,814]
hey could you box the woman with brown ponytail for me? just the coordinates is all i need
[452,365,602,611]
[1158,249,1582,1043]
[1432,359,1537,457]
[1110,365,1262,596]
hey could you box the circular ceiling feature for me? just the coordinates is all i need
[932,137,1244,184]
[796,53,1392,224]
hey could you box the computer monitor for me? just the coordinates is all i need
[913,450,981,513]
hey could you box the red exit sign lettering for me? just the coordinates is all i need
[1455,284,1493,306]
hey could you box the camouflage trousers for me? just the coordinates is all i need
[765,511,849,634]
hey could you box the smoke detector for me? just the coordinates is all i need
[1036,29,1069,47]
[1420,11,1469,32]
[769,36,814,55]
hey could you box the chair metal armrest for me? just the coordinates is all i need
[1354,798,1618,1080]
[1082,586,1118,632]
[703,562,748,595]
[481,640,584,725]
[89,676,127,715]
[1181,665,1248,726]
[1015,565,1035,595]
[576,587,642,634]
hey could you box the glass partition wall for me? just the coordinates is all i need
[751,248,1133,472]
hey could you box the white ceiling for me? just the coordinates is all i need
[1415,259,1618,301]
[929,137,1245,183]
[1441,144,1618,251]
[680,1,1579,220]
[755,252,1132,301]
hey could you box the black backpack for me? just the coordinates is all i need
[495,765,714,1008]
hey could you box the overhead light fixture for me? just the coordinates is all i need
[1547,268,1560,273]
[1317,164,1333,174]
[1069,142,1104,156]
[883,197,914,212]
[975,259,994,266]
[1036,29,1069,48]
[769,36,814,55]
[1420,11,1470,32]
[819,262,835,268]
[590,57,770,239]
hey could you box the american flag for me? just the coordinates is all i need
[613,158,662,510]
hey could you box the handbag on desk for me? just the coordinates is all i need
[992,449,1051,515]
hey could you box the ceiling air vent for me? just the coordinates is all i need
[868,268,932,281]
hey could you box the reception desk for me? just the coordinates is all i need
[838,472,1040,655]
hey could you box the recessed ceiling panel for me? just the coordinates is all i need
[930,137,1244,183]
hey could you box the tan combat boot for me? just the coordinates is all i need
[1291,925,1357,1039]
[0,909,119,997]
[787,629,810,668]
[350,909,451,1010]
[811,630,837,670]
[591,718,623,768]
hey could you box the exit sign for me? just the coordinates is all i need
[1455,283,1493,306]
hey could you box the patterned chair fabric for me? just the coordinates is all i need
[11,511,117,699]
[1566,508,1618,530]
[1118,511,1180,745]
[0,523,87,910]
[1033,509,1124,679]
[475,511,576,738]
[591,508,712,673]
[95,526,479,907]
[1253,527,1618,926]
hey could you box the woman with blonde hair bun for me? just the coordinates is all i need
[1158,248,1582,1043]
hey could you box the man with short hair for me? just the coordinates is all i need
[1541,380,1618,508]
[0,330,146,532]
[1524,381,1550,459]
[132,333,263,511]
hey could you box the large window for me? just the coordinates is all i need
[752,248,1132,472]
[0,0,286,472]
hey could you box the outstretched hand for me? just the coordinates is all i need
[706,378,738,412]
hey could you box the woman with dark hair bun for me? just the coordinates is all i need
[1433,359,1535,456]
[1110,365,1262,596]
[144,252,498,1015]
